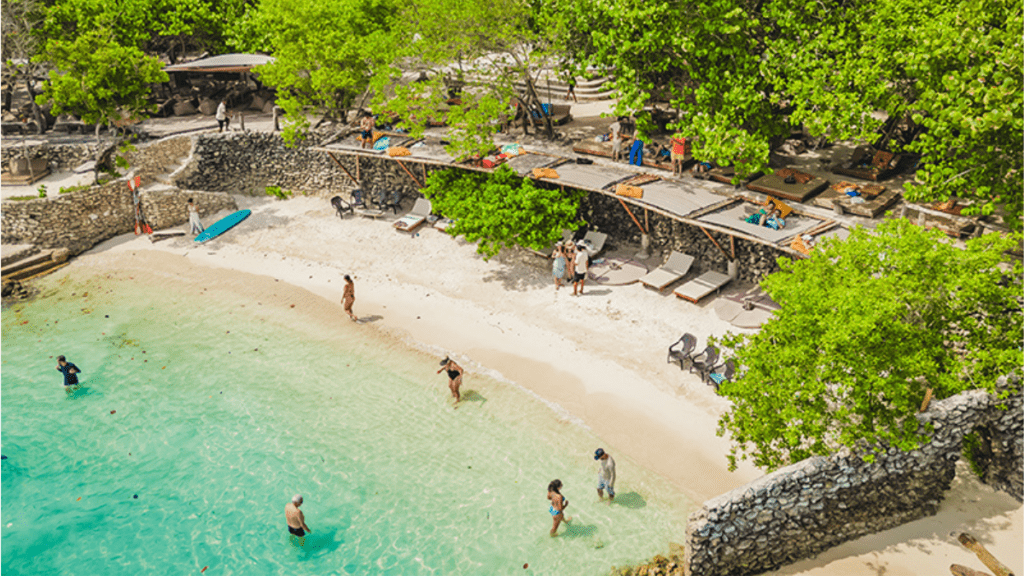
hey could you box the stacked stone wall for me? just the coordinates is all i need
[1,142,97,172]
[126,135,192,186]
[684,387,1023,576]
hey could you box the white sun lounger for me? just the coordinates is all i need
[638,251,695,291]
[393,198,432,232]
[580,231,608,258]
[674,270,733,303]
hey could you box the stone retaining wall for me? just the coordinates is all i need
[684,386,1023,576]
[1,141,97,172]
[1,179,235,255]
[126,135,192,187]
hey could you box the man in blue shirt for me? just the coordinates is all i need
[56,355,80,387]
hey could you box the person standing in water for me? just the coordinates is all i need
[436,356,464,404]
[594,448,616,501]
[285,494,312,544]
[547,479,570,536]
[56,355,80,389]
[187,198,205,235]
[341,275,358,322]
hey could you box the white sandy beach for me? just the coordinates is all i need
[62,194,1023,576]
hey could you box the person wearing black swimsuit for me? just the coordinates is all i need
[436,356,464,404]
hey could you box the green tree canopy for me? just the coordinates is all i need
[715,220,1023,472]
[421,166,584,259]
[229,0,396,143]
[36,29,168,135]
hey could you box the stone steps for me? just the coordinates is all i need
[1,248,70,282]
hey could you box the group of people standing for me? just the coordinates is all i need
[545,448,618,536]
[551,239,590,295]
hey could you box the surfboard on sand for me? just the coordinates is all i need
[194,209,251,243]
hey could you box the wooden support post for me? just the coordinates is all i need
[396,159,423,188]
[950,565,995,576]
[356,155,360,182]
[920,388,933,412]
[644,208,649,233]
[326,152,359,186]
[700,227,731,260]
[958,533,1015,576]
[730,235,736,260]
[422,162,427,183]
[618,198,647,235]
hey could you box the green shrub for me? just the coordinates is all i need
[37,185,47,198]
[8,195,38,201]
[265,185,292,200]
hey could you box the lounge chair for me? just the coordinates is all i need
[639,251,695,291]
[433,217,456,231]
[393,198,432,232]
[352,189,384,218]
[667,333,697,371]
[674,270,733,303]
[331,196,353,218]
[689,346,719,380]
[579,230,608,258]
[706,360,735,388]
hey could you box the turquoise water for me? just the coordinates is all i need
[1,270,690,575]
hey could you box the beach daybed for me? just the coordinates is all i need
[811,181,900,218]
[674,269,733,303]
[667,333,697,371]
[746,169,829,202]
[704,165,763,187]
[393,198,432,232]
[433,217,456,231]
[832,145,903,181]
[638,251,695,291]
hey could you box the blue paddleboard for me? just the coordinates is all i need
[194,209,251,243]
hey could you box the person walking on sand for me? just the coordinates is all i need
[187,198,205,235]
[547,479,571,536]
[437,356,464,404]
[56,355,80,388]
[594,448,616,501]
[285,494,312,544]
[551,243,568,290]
[572,242,589,296]
[341,275,358,321]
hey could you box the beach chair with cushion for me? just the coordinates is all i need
[393,198,433,232]
[674,270,733,303]
[689,346,719,381]
[331,196,353,218]
[706,360,735,389]
[667,333,698,371]
[639,251,695,291]
[579,231,608,258]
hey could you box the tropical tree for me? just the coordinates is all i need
[369,0,565,159]
[36,29,168,138]
[1,0,47,132]
[421,166,584,259]
[764,0,1023,229]
[715,219,1023,472]
[229,0,396,143]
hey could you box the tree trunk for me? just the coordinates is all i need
[23,76,45,135]
[2,83,12,112]
[522,75,554,139]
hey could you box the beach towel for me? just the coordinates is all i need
[774,168,813,184]
[373,136,390,151]
[615,184,643,199]
[500,143,523,156]
[532,168,559,179]
[387,146,411,157]
[791,235,812,256]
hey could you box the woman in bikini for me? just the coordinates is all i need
[437,356,464,404]
[547,479,570,536]
[551,243,568,290]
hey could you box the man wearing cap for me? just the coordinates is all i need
[595,448,616,501]
[572,242,589,296]
[285,494,312,544]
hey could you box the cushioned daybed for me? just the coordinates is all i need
[831,146,903,182]
[812,181,901,218]
[745,169,829,203]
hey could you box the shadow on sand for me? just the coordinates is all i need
[356,315,383,324]
[611,492,647,509]
[459,389,487,406]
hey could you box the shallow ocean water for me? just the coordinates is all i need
[1,269,691,575]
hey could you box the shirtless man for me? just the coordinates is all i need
[359,113,375,149]
[285,494,312,544]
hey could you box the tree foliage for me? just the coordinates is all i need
[1,0,47,132]
[421,166,584,259]
[230,0,396,143]
[36,29,168,131]
[715,219,1023,471]
[369,0,561,159]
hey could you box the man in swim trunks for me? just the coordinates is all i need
[359,113,375,149]
[572,242,589,296]
[342,275,358,322]
[285,494,312,543]
[56,355,80,388]
[594,448,616,501]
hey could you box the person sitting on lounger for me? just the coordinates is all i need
[759,208,786,230]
